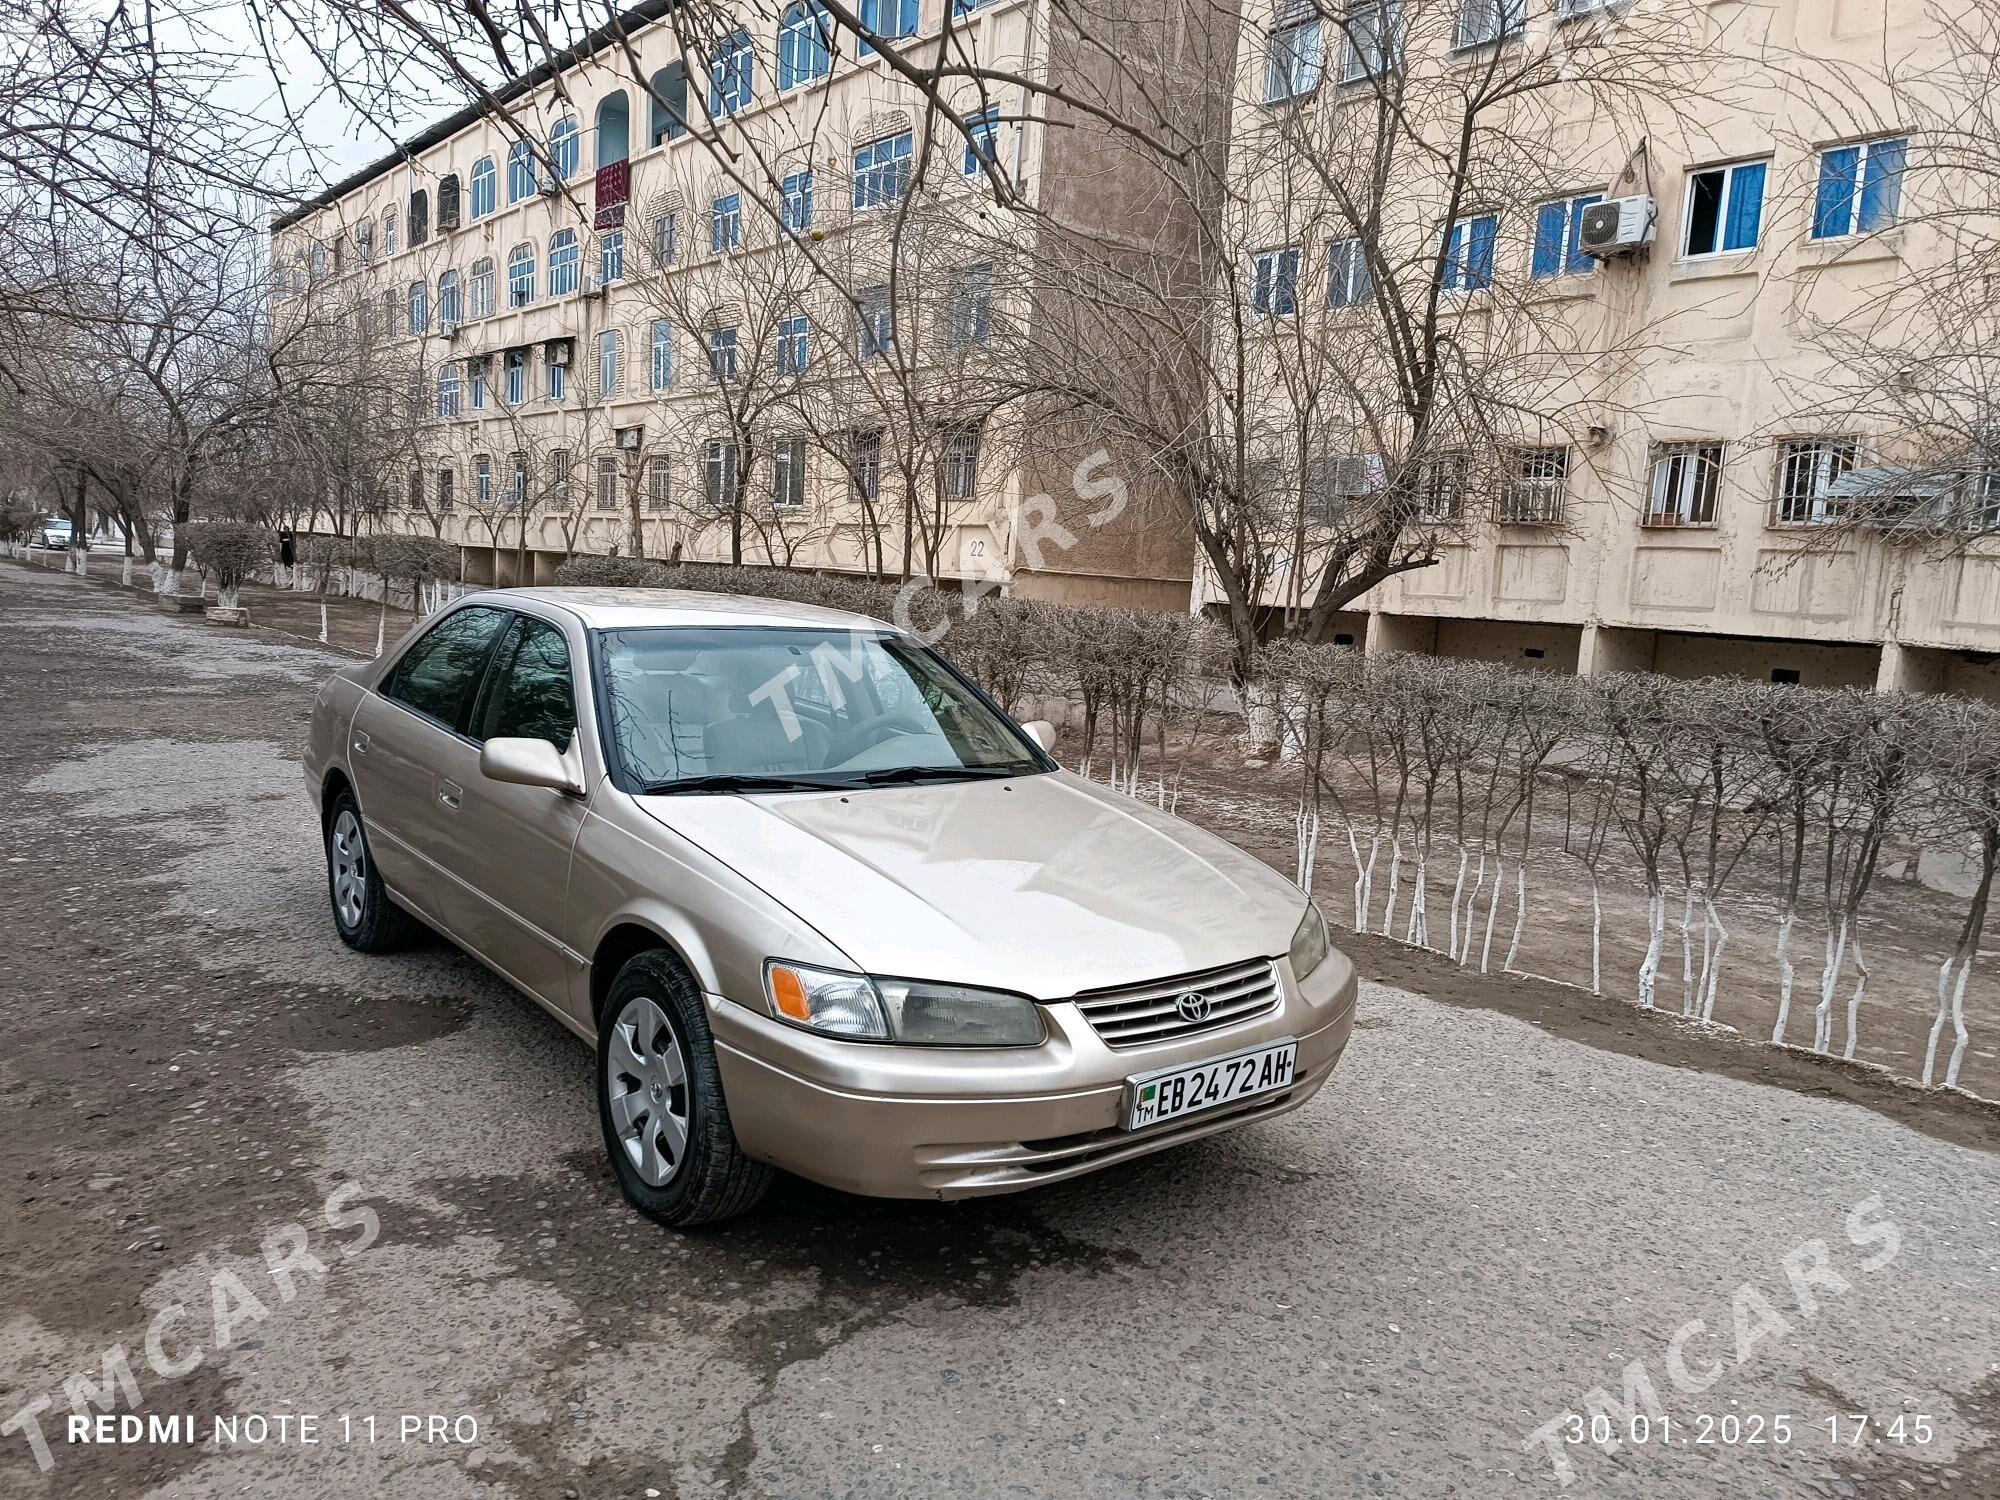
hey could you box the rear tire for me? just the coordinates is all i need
[597,950,772,1227]
[325,790,423,952]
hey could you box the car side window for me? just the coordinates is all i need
[381,606,511,731]
[477,615,577,749]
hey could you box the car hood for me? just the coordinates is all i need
[634,770,1307,997]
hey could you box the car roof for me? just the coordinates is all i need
[485,586,896,633]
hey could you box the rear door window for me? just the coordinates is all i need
[381,606,511,731]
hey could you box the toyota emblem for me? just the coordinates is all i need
[1174,991,1212,1023]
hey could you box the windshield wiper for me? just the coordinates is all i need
[849,764,1037,787]
[638,773,847,796]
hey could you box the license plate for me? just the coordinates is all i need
[1123,1039,1298,1131]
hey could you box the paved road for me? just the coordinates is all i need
[2,562,1996,1500]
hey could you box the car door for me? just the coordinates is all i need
[432,610,591,1012]
[348,604,512,923]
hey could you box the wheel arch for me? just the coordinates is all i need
[589,921,700,1029]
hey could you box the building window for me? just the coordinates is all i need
[705,440,740,510]
[707,327,739,382]
[710,30,755,117]
[469,355,488,409]
[356,223,373,265]
[596,456,620,510]
[1327,237,1371,308]
[940,422,980,500]
[504,348,527,405]
[778,2,832,88]
[600,229,625,283]
[551,118,581,181]
[407,281,429,335]
[653,210,679,267]
[1532,194,1602,279]
[550,450,571,507]
[469,257,495,318]
[546,346,568,400]
[549,229,581,295]
[1683,160,1767,257]
[1774,438,1860,525]
[383,210,398,256]
[1343,0,1402,82]
[1813,137,1906,241]
[1645,442,1725,527]
[651,320,674,390]
[507,141,536,202]
[1303,454,1383,523]
[711,193,742,253]
[772,437,806,507]
[436,363,461,418]
[470,156,496,218]
[1264,13,1323,103]
[850,429,883,501]
[858,0,917,54]
[647,456,673,511]
[1453,0,1523,50]
[650,62,689,144]
[963,108,1001,175]
[854,132,914,210]
[1418,452,1467,521]
[1498,446,1569,523]
[436,270,462,330]
[1441,215,1498,292]
[408,188,429,246]
[598,329,621,398]
[780,170,815,233]
[475,454,492,505]
[776,312,811,374]
[1251,247,1301,315]
[858,284,892,358]
[509,451,528,508]
[508,245,535,307]
[435,466,455,512]
[947,262,992,345]
[437,173,462,230]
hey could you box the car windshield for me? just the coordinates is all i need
[597,626,1048,793]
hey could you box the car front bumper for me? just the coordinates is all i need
[708,951,1357,1199]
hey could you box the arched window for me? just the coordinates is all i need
[437,173,461,229]
[289,252,306,294]
[470,156,496,217]
[309,242,329,281]
[507,245,535,307]
[437,269,462,329]
[778,3,832,89]
[436,363,461,418]
[407,281,429,335]
[507,141,537,202]
[548,229,580,295]
[595,91,630,168]
[551,118,581,182]
[649,64,688,145]
[709,31,754,117]
[469,257,495,317]
[383,209,399,255]
[408,187,430,246]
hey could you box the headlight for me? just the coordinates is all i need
[764,961,1045,1047]
[1288,900,1330,981]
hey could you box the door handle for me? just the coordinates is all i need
[438,780,463,810]
[352,731,370,755]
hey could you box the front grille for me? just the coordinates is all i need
[1068,957,1281,1048]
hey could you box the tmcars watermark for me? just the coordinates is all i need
[1520,1193,1902,1487]
[1,1184,379,1473]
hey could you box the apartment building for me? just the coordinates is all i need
[270,0,1206,610]
[1219,0,2000,697]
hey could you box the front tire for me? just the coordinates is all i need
[597,950,771,1227]
[325,791,423,952]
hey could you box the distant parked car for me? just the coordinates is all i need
[37,518,73,550]
[303,588,1357,1227]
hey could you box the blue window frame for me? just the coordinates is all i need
[504,350,526,405]
[1251,247,1300,315]
[1343,0,1402,82]
[507,245,535,307]
[551,118,580,181]
[778,2,832,89]
[858,0,918,56]
[651,320,674,390]
[546,351,567,401]
[1327,237,1370,307]
[854,132,913,209]
[1265,19,1323,103]
[406,281,429,334]
[777,312,811,374]
[711,193,743,252]
[1441,214,1498,292]
[470,156,496,218]
[1813,137,1905,240]
[598,329,621,398]
[857,284,892,358]
[948,262,991,344]
[469,354,487,409]
[548,229,580,295]
[507,141,536,202]
[710,31,754,116]
[1531,194,1602,279]
[963,107,1000,175]
[707,327,739,382]
[436,363,460,418]
[780,170,815,233]
[436,269,462,329]
[600,229,625,283]
[1683,160,1766,257]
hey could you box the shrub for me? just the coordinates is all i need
[179,520,275,601]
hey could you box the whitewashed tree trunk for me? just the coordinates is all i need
[1678,887,1698,1016]
[219,583,240,608]
[1379,838,1404,939]
[375,601,386,656]
[1637,886,1666,1008]
[1589,876,1603,997]
[1294,806,1321,890]
[1842,940,1870,1061]
[1699,900,1728,1023]
[160,566,180,595]
[1447,846,1469,961]
[1346,828,1368,931]
[1946,957,1973,1088]
[1459,851,1488,966]
[1479,858,1503,973]
[319,600,329,644]
[1504,864,1527,971]
[121,556,133,586]
[1772,912,1798,1044]
[1815,918,1851,1054]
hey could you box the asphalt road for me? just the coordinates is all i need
[2,562,1996,1500]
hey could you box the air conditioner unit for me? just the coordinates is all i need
[616,426,643,450]
[548,342,571,366]
[539,179,561,197]
[1579,195,1657,258]
[583,273,606,298]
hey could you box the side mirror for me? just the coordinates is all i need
[481,734,584,795]
[1021,719,1057,754]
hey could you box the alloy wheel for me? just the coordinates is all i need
[607,996,690,1187]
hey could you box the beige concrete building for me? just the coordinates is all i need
[1218,0,2000,696]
